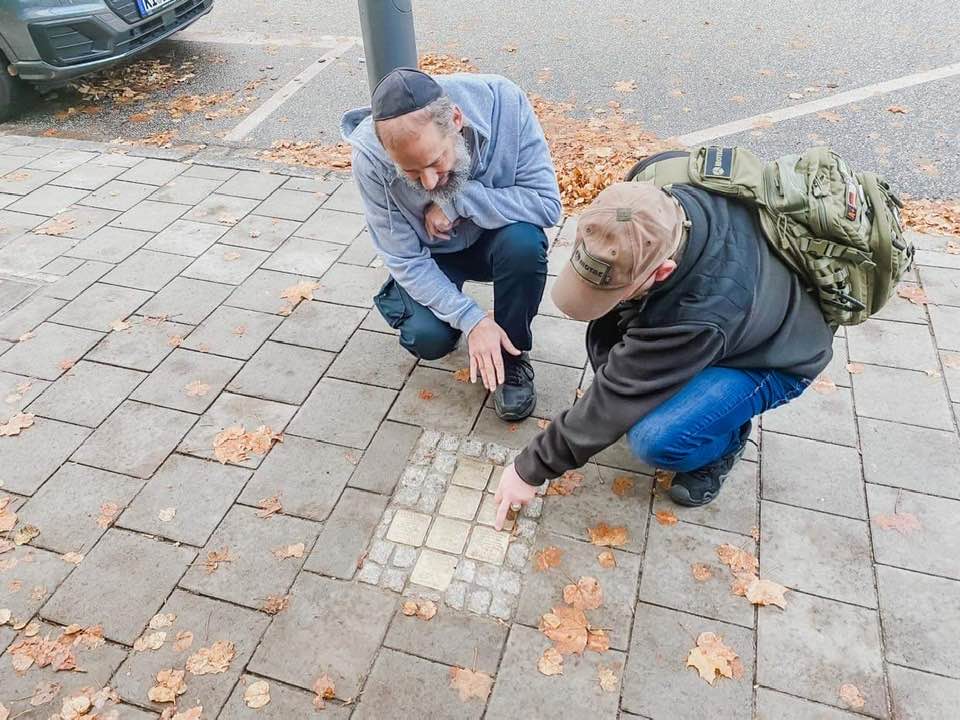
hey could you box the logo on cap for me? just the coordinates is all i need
[570,246,612,287]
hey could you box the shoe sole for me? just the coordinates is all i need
[668,445,747,507]
[494,393,537,422]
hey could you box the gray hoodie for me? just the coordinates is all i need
[341,73,562,334]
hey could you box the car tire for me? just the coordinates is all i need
[0,68,26,123]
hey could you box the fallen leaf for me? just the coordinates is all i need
[30,680,61,706]
[0,412,35,437]
[873,512,921,535]
[587,522,628,547]
[539,605,589,655]
[174,630,194,651]
[110,318,132,332]
[537,418,551,430]
[401,599,438,620]
[244,680,271,709]
[256,495,282,518]
[134,631,166,652]
[186,640,235,675]
[453,368,471,383]
[214,425,282,465]
[168,335,184,348]
[534,546,564,572]
[418,389,435,401]
[655,509,678,526]
[14,524,40,545]
[613,80,637,93]
[449,667,493,701]
[537,646,564,675]
[58,359,76,372]
[312,673,336,709]
[896,285,928,305]
[692,563,714,582]
[546,470,584,496]
[846,362,865,374]
[839,683,865,709]
[204,547,231,573]
[38,217,77,237]
[562,576,603,610]
[232,325,247,336]
[745,577,789,609]
[184,380,210,397]
[575,388,584,399]
[886,105,910,114]
[97,501,120,529]
[172,707,203,720]
[944,354,960,369]
[611,475,634,496]
[946,241,960,255]
[158,507,176,522]
[149,612,176,630]
[587,628,610,653]
[730,571,757,597]
[148,668,187,703]
[272,542,305,560]
[811,375,837,394]
[654,469,675,493]
[686,632,744,685]
[597,664,619,692]
[17,331,35,343]
[716,544,759,575]
[597,550,617,569]
[62,552,84,564]
[816,110,842,122]
[279,280,320,305]
[262,595,290,615]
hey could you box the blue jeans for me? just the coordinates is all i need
[374,222,548,360]
[628,367,810,472]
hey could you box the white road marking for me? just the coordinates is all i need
[175,30,359,49]
[677,60,960,146]
[223,38,358,143]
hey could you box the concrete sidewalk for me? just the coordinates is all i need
[0,134,958,719]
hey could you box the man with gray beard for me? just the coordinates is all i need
[341,68,562,420]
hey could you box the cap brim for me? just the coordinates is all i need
[551,263,624,322]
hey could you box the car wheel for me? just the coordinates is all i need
[0,68,26,123]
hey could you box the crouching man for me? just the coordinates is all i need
[494,168,834,527]
[342,68,562,420]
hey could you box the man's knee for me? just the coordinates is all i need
[491,222,548,274]
[628,422,689,469]
[398,313,460,360]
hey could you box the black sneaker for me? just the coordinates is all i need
[494,352,536,421]
[668,421,752,507]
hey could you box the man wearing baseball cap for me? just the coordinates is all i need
[341,68,561,421]
[494,157,835,528]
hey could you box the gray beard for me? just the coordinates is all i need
[396,131,471,203]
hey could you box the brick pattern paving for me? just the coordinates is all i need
[0,136,959,718]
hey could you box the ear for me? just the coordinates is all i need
[653,259,677,283]
[452,104,464,131]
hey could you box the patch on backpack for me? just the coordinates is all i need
[703,146,734,179]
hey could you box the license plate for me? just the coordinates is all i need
[136,0,177,17]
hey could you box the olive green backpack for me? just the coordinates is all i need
[630,146,915,326]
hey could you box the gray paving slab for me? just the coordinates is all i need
[296,207,367,244]
[353,648,485,720]
[49,161,126,190]
[0,167,59,195]
[248,574,396,697]
[117,454,250,546]
[516,532,642,652]
[240,434,355,521]
[217,170,287,200]
[0,370,49,412]
[540,464,651,554]
[384,604,508,674]
[130,348,242,413]
[762,385,858,446]
[877,564,960,678]
[34,205,119,240]
[859,417,960,499]
[226,341,332,405]
[225,268,310,315]
[0,320,102,380]
[137,276,233,326]
[49,282,152,332]
[148,175,223,205]
[488,624,625,720]
[887,663,960,720]
[919,265,960,306]
[290,377,396,449]
[40,254,84,275]
[38,259,113,301]
[761,432,866,519]
[71,400,196,479]
[867,484,960,579]
[26,359,146,427]
[181,242,268,285]
[0,232,75,273]
[338,229,377,267]
[254,188,326,221]
[118,158,187,186]
[66,225,152,262]
[220,675,352,720]
[85,316,192,371]
[530,314,588,368]
[112,589,269,716]
[17,462,143,554]
[283,177,339,195]
[220,214,300,252]
[327,329,418,389]
[0,294,65,340]
[929,304,960,350]
[182,164,237,181]
[852,364,955,430]
[111,199,190,232]
[26,149,96,172]
[349,420,422,494]
[312,262,387,307]
[0,416,89,494]
[754,687,864,720]
[653,458,758,537]
[303,488,388,578]
[181,305,282,359]
[0,209,43,243]
[640,520,757,627]
[42,528,195,644]
[0,545,73,626]
[757,590,887,718]
[79,179,156,211]
[871,284,929,324]
[144,218,229,256]
[89,152,142,169]
[0,277,36,314]
[270,299,367,351]
[262,236,344,277]
[184,193,261,226]
[321,181,364,214]
[178,391,296,468]
[846,319,939,372]
[389,366,487,434]
[179,504,319,608]
[100,248,192,291]
[7,184,89,216]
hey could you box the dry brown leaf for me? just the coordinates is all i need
[204,547,231,573]
[418,53,477,74]
[846,362,865,374]
[562,576,603,610]
[611,475,634,496]
[30,680,61,706]
[149,612,176,630]
[730,571,757,597]
[896,285,929,305]
[0,609,11,626]
[816,110,842,123]
[256,495,282,518]
[597,664,619,692]
[401,599,438,620]
[62,551,83,564]
[534,546,564,571]
[588,522,628,547]
[886,105,910,114]
[654,469,675,494]
[839,683,866,709]
[546,470,584,496]
[110,318,132,332]
[232,325,247,336]
[448,667,493,701]
[17,330,35,343]
[453,368,471,383]
[597,550,616,569]
[280,280,320,305]
[58,359,76,371]
[586,628,610,654]
[418,388,435,401]
[38,216,77,237]
[171,707,203,720]
[174,630,194,651]
[213,425,282,465]
[537,646,564,676]
[686,631,744,685]
[14,524,40,545]
[537,418,551,430]
[134,630,167,652]
[168,335,184,348]
[539,606,589,655]
[244,680,271,709]
[312,673,336,709]
[0,412,35,437]
[655,509,679,526]
[873,512,921,535]
[186,640,235,675]
[692,563,714,582]
[148,668,187,703]
[261,140,352,170]
[811,375,837,394]
[744,577,788,608]
[184,380,210,397]
[272,542,305,560]
[716,544,759,575]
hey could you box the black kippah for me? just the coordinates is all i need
[371,67,444,121]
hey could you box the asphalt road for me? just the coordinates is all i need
[3,0,958,197]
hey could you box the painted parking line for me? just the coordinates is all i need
[175,29,357,49]
[677,60,960,146]
[223,37,359,143]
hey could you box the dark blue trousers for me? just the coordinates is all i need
[374,222,548,360]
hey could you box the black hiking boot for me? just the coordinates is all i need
[494,352,536,421]
[668,421,752,507]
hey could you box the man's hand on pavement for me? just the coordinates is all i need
[494,462,538,531]
[425,202,455,240]
[467,316,520,391]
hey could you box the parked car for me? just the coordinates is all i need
[0,0,214,121]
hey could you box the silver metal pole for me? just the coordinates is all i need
[357,0,419,95]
